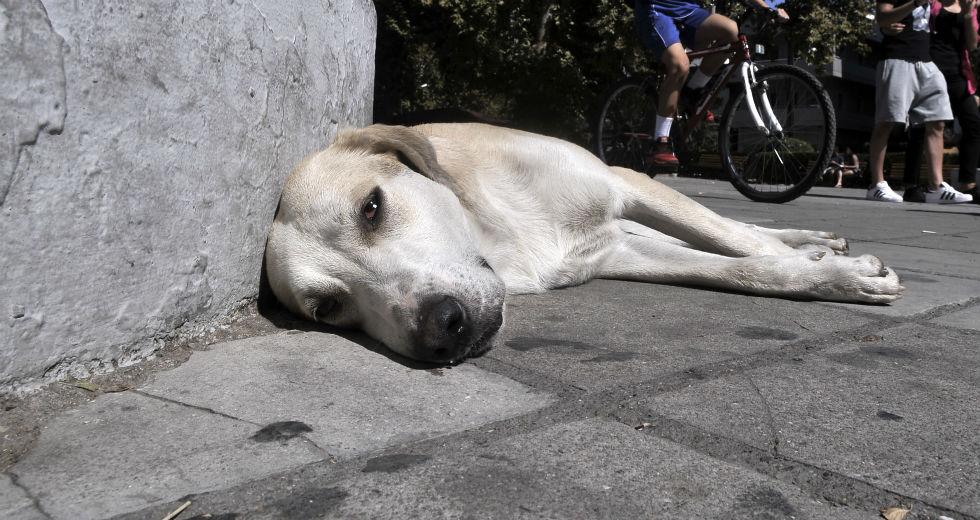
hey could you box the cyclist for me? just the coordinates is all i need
[631,0,790,167]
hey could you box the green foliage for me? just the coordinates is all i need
[374,0,653,142]
[373,0,877,143]
[780,0,877,66]
[782,136,817,153]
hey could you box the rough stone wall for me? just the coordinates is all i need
[0,0,376,392]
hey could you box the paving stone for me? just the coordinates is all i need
[932,305,980,332]
[876,229,980,255]
[0,474,45,520]
[644,323,980,516]
[140,332,553,459]
[848,240,980,281]
[328,420,875,519]
[490,278,869,390]
[117,419,874,519]
[8,392,322,520]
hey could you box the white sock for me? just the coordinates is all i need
[688,68,713,89]
[655,115,673,139]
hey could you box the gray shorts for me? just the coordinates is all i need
[875,59,953,126]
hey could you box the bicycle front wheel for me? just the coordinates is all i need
[595,77,657,173]
[719,64,836,203]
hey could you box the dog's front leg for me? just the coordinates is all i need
[608,166,796,257]
[742,224,849,255]
[598,232,903,303]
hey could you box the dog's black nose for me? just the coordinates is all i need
[417,295,472,361]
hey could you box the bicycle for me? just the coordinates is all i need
[594,6,836,203]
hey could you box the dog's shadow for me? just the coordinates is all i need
[257,259,446,371]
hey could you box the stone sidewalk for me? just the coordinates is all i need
[2,178,978,519]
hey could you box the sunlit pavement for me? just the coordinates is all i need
[3,177,978,519]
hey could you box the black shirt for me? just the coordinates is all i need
[931,7,965,76]
[881,4,932,62]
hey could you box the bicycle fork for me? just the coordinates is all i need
[740,61,783,137]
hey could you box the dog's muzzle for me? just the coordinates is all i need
[414,295,503,363]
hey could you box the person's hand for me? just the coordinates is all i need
[959,0,977,12]
[775,7,790,23]
[882,22,906,35]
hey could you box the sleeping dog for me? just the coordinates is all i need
[265,124,903,364]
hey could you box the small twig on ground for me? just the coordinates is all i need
[161,500,192,520]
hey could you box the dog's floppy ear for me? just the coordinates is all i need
[333,124,480,212]
[334,125,443,180]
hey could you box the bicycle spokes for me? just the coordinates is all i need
[721,64,834,202]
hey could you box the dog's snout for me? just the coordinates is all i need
[432,297,467,336]
[417,295,472,361]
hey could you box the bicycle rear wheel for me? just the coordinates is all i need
[719,64,836,203]
[595,77,658,174]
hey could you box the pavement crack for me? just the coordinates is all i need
[632,414,972,519]
[133,391,337,463]
[132,390,253,424]
[7,471,54,519]
[745,375,779,456]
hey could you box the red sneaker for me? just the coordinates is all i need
[646,136,679,166]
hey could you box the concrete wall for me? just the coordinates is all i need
[0,0,376,393]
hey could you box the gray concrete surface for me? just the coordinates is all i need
[1,178,978,519]
[0,473,45,520]
[0,0,376,392]
[11,392,324,519]
[934,306,980,332]
[139,332,553,458]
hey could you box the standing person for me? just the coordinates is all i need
[901,0,980,201]
[633,0,790,167]
[868,1,973,203]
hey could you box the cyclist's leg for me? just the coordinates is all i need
[633,3,688,118]
[658,44,690,118]
[692,14,738,75]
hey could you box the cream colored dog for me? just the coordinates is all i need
[265,124,903,364]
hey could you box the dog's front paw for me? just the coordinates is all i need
[823,254,904,303]
[753,226,849,255]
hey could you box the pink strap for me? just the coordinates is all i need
[963,7,979,94]
[931,1,979,94]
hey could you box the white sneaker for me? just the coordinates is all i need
[866,182,903,203]
[924,182,974,203]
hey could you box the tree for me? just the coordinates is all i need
[780,0,877,66]
[373,0,877,143]
[374,0,652,142]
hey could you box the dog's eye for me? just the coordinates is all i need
[363,199,378,221]
[313,298,339,321]
[362,189,381,222]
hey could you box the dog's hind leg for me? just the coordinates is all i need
[598,232,903,303]
[607,166,795,257]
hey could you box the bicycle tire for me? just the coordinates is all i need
[719,64,836,203]
[594,77,658,174]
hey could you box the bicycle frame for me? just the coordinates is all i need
[679,34,782,143]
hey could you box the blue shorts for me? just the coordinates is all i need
[634,0,712,59]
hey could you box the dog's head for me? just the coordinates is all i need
[266,125,505,363]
